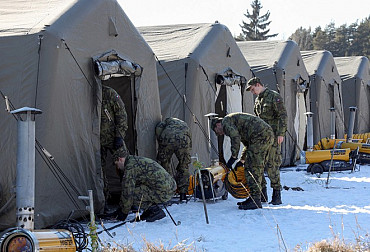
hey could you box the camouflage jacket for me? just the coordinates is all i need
[155,117,192,146]
[100,85,128,147]
[254,88,287,137]
[221,112,273,158]
[120,155,177,214]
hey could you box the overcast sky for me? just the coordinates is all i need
[118,0,369,40]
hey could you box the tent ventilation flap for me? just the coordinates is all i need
[215,68,246,87]
[94,59,142,81]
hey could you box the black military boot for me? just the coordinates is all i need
[105,207,128,221]
[179,193,187,202]
[144,205,166,222]
[269,189,282,205]
[134,207,151,221]
[238,196,262,210]
[237,199,248,206]
[261,187,268,203]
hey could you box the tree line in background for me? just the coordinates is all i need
[237,0,369,58]
[289,17,369,58]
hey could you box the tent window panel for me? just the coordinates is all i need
[102,76,137,156]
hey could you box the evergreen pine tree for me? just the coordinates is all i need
[333,24,351,57]
[350,16,370,58]
[312,27,329,50]
[239,0,278,40]
[289,27,313,50]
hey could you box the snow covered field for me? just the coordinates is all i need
[98,164,370,251]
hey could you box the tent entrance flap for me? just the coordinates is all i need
[101,76,138,205]
[103,76,137,156]
[214,68,246,164]
[93,50,142,156]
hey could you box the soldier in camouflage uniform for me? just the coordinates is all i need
[111,155,177,222]
[100,85,129,202]
[155,117,192,201]
[211,112,274,210]
[246,77,288,205]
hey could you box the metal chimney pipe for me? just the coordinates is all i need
[11,107,42,231]
[204,113,219,164]
[329,107,336,139]
[347,106,357,143]
[305,112,314,151]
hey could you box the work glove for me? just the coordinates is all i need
[234,161,244,171]
[113,137,124,149]
[226,157,237,170]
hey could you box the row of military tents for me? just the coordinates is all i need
[0,0,369,229]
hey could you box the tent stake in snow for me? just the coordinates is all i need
[192,154,209,224]
[162,204,181,226]
[197,168,209,224]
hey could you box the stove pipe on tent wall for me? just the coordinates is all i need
[204,113,219,164]
[305,112,314,151]
[10,107,42,231]
[346,106,357,143]
[329,108,336,139]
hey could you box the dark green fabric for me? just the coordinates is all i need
[221,113,274,196]
[156,118,192,193]
[254,88,287,137]
[119,155,176,214]
[100,85,129,199]
[254,88,287,190]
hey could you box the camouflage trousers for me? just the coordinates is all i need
[101,142,128,200]
[261,137,282,190]
[157,144,191,194]
[244,130,274,198]
[119,178,176,211]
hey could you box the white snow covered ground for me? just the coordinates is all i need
[97,164,370,251]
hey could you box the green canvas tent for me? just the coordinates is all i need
[301,50,345,143]
[238,40,309,166]
[139,23,254,166]
[0,0,161,229]
[334,56,370,134]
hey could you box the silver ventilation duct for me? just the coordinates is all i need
[329,107,336,139]
[305,112,314,151]
[346,106,357,143]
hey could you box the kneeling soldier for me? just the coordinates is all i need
[111,155,177,222]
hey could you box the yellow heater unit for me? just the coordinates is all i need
[188,163,228,200]
[0,228,76,252]
[314,138,362,150]
[338,142,370,154]
[302,148,351,164]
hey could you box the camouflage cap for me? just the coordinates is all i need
[210,117,223,131]
[246,77,262,91]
